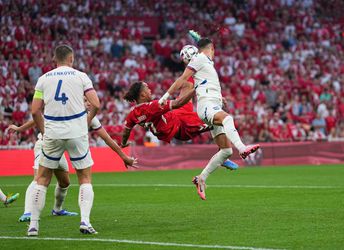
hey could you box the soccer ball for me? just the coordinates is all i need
[180,45,198,64]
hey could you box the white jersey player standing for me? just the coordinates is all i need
[159,37,260,200]
[29,44,100,236]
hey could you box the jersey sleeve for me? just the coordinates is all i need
[90,117,102,130]
[187,54,204,72]
[35,76,44,92]
[124,111,137,130]
[81,73,94,93]
[149,100,172,117]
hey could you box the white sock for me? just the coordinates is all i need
[29,185,47,230]
[24,181,37,214]
[79,183,94,225]
[53,184,68,212]
[200,148,233,181]
[222,116,246,152]
[0,188,6,202]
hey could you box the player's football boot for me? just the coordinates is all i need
[222,160,239,170]
[192,176,206,200]
[239,144,260,159]
[4,193,19,207]
[80,222,98,234]
[19,213,31,222]
[52,209,78,216]
[27,227,38,236]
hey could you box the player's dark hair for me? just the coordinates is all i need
[124,81,143,102]
[54,44,74,62]
[197,38,213,50]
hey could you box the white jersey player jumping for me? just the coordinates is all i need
[159,36,260,200]
[29,44,100,236]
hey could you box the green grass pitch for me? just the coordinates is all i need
[1,165,344,250]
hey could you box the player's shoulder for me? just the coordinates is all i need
[189,52,206,63]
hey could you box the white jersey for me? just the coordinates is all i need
[35,66,94,139]
[187,52,222,102]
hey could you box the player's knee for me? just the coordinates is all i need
[58,179,70,188]
[222,114,234,126]
[221,148,233,157]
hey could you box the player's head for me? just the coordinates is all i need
[197,38,214,59]
[180,45,198,64]
[54,44,74,66]
[124,81,152,103]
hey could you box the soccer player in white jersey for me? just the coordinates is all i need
[0,188,19,206]
[8,115,136,222]
[159,38,260,200]
[28,44,100,236]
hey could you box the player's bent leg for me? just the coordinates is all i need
[213,112,260,159]
[28,166,53,236]
[52,169,78,216]
[213,134,238,171]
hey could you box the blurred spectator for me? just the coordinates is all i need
[0,0,343,146]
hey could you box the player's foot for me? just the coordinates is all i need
[27,227,38,236]
[19,213,31,222]
[192,176,206,200]
[80,222,98,234]
[4,193,19,206]
[52,209,78,216]
[239,144,260,159]
[222,160,239,171]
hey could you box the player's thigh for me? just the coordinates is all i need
[213,133,231,149]
[66,135,94,170]
[40,137,66,169]
[197,99,223,125]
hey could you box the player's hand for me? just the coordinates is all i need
[7,125,20,133]
[123,157,139,169]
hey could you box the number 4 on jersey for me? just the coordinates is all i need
[54,80,69,105]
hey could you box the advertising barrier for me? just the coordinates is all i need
[0,142,343,176]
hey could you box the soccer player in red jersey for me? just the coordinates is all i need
[121,81,209,145]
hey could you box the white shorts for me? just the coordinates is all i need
[197,99,225,138]
[39,134,93,170]
[33,138,68,171]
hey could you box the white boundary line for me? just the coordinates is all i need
[1,183,343,189]
[0,236,285,250]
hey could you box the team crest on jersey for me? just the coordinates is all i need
[213,106,220,110]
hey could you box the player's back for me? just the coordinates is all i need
[36,66,93,139]
[124,100,180,143]
[187,53,222,101]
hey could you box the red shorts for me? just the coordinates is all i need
[173,110,211,141]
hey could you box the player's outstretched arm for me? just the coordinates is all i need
[121,128,132,148]
[96,127,138,168]
[159,68,195,104]
[171,88,195,109]
[7,120,36,133]
[31,98,44,134]
[85,90,100,124]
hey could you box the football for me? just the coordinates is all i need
[180,45,198,64]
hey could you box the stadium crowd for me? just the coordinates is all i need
[1,0,344,147]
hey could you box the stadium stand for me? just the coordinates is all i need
[1,0,344,147]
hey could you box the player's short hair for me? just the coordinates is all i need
[124,81,143,102]
[54,44,74,62]
[197,38,213,50]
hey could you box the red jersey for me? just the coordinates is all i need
[124,100,180,143]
